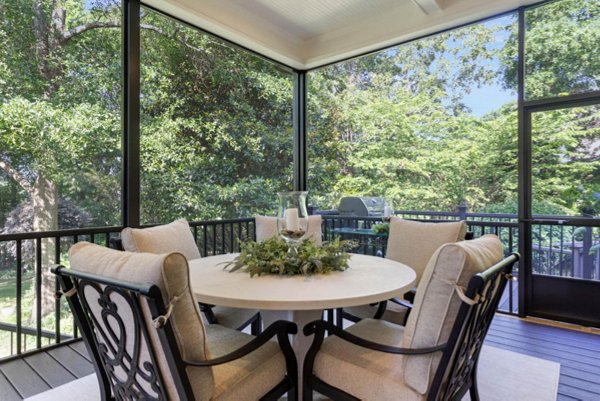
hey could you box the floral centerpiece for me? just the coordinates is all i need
[223,237,356,277]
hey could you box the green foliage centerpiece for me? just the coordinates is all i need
[223,237,356,277]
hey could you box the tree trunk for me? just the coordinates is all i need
[30,172,58,323]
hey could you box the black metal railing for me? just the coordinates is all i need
[0,218,257,360]
[321,214,520,315]
[1,211,596,360]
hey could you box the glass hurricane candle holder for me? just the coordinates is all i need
[383,198,394,222]
[277,191,310,255]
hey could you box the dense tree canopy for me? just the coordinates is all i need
[0,0,598,231]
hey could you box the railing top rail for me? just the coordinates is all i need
[0,226,123,241]
[0,218,258,241]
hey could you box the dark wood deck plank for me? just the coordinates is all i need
[489,315,600,400]
[25,351,77,388]
[2,314,599,400]
[47,344,94,378]
[492,317,600,350]
[485,332,600,367]
[491,316,600,343]
[0,359,50,398]
[485,336,600,375]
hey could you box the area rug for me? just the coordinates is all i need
[25,345,559,401]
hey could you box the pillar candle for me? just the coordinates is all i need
[285,208,300,231]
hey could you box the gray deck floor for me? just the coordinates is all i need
[0,314,599,400]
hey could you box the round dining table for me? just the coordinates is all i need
[188,253,416,397]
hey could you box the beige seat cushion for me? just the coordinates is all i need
[255,215,323,245]
[68,241,211,400]
[385,218,467,285]
[343,301,408,325]
[402,234,503,394]
[121,218,201,260]
[206,325,286,401]
[313,318,421,401]
[209,305,258,330]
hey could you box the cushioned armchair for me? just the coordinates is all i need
[303,235,518,401]
[341,217,467,326]
[120,219,262,335]
[54,242,298,401]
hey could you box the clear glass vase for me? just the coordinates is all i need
[277,191,310,254]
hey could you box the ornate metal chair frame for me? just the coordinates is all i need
[53,265,298,401]
[303,253,519,401]
[338,231,476,327]
[109,236,262,335]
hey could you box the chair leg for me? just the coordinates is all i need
[251,314,262,335]
[288,383,298,401]
[303,379,313,401]
[335,308,344,327]
[469,370,480,401]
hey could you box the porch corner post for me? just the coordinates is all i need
[122,0,141,227]
[517,7,529,318]
[293,70,307,192]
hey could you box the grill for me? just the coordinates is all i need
[338,196,385,217]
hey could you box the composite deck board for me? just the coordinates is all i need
[0,370,21,401]
[68,340,92,363]
[0,358,51,398]
[488,322,600,352]
[25,351,76,388]
[48,344,95,378]
[1,316,599,400]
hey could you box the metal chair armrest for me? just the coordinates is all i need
[303,319,446,355]
[183,320,297,367]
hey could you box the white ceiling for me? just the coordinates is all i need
[144,0,543,70]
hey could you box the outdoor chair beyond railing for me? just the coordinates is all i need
[53,241,298,401]
[302,235,519,401]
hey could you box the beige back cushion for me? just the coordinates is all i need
[121,218,201,261]
[68,241,213,400]
[255,215,323,245]
[401,234,503,394]
[385,217,467,285]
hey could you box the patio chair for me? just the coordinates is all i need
[341,217,467,326]
[255,215,323,245]
[53,241,298,401]
[303,235,518,401]
[120,218,262,335]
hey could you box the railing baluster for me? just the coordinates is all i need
[72,235,78,339]
[221,223,225,254]
[203,224,208,257]
[229,223,234,253]
[16,239,22,355]
[237,222,242,252]
[55,235,61,344]
[35,237,42,349]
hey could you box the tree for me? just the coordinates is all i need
[0,0,122,317]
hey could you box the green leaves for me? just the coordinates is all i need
[223,237,356,277]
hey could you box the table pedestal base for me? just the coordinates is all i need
[261,309,322,400]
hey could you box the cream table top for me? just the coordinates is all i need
[188,253,416,310]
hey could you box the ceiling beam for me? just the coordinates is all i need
[411,0,444,15]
